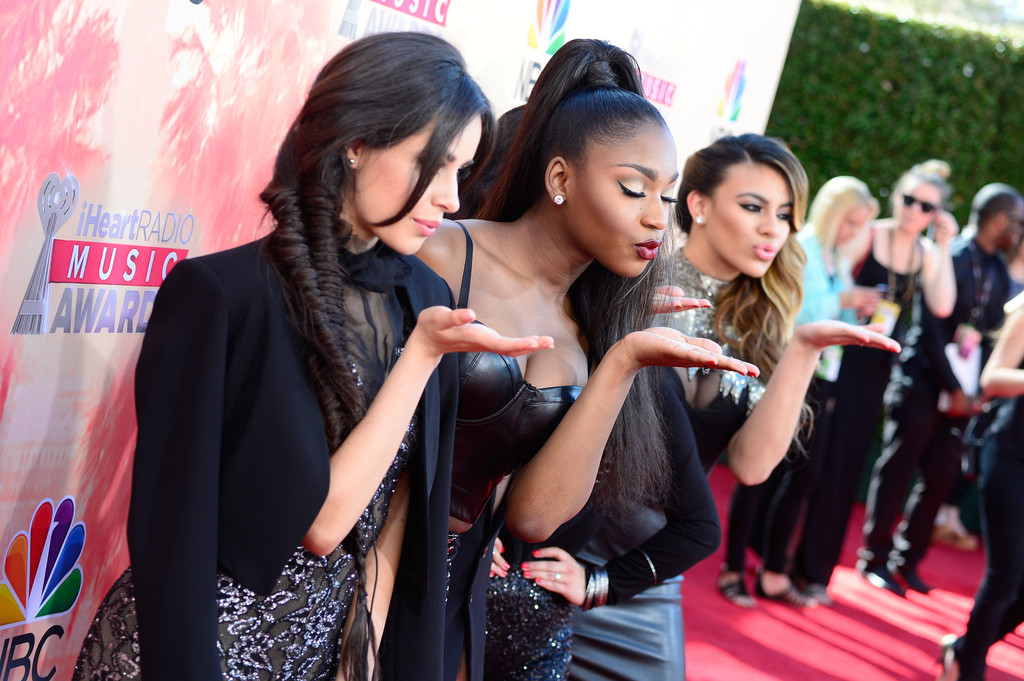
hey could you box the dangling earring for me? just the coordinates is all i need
[695,215,705,224]
[553,195,565,205]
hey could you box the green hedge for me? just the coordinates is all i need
[765,1,1024,223]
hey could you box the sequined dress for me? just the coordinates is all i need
[74,413,414,681]
[442,224,582,681]
[71,239,428,681]
[656,250,766,469]
[483,512,595,681]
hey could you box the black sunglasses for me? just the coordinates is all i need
[901,194,936,213]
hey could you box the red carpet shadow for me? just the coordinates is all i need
[683,470,1024,680]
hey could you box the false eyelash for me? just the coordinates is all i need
[618,181,645,198]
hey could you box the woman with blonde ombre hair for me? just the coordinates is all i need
[647,136,899,610]
[724,175,885,608]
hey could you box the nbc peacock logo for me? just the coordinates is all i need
[717,59,747,123]
[0,497,85,628]
[527,0,570,55]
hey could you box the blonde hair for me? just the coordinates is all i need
[807,176,879,251]
[894,158,952,209]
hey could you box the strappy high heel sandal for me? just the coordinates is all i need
[755,568,818,607]
[716,570,755,608]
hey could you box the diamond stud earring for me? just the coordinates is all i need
[553,195,565,205]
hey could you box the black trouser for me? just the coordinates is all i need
[727,379,830,574]
[860,382,967,571]
[954,441,1024,681]
[725,464,783,573]
[793,346,890,586]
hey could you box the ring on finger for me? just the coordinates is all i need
[554,572,561,581]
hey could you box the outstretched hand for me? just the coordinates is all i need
[619,327,760,377]
[409,306,554,360]
[650,285,712,316]
[794,320,901,353]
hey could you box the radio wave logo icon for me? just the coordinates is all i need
[0,497,85,628]
[527,0,570,55]
[11,173,80,335]
[718,59,746,123]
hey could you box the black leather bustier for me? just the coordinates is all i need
[450,347,581,524]
[447,223,581,524]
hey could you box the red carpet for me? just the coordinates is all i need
[684,470,1024,680]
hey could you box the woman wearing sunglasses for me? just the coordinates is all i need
[792,160,957,600]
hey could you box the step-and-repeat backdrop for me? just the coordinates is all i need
[0,0,799,676]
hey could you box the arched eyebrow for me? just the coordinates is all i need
[737,191,793,208]
[616,163,679,184]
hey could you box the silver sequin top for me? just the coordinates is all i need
[655,250,766,415]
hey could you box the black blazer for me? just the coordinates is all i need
[126,239,457,680]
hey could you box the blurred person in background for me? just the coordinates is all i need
[791,160,957,599]
[857,182,1018,596]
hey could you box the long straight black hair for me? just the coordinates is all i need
[259,32,494,680]
[480,38,672,516]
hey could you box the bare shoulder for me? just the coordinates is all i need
[865,219,893,259]
[869,219,894,240]
[415,219,472,292]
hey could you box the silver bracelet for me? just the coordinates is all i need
[592,567,609,609]
[639,549,658,585]
[582,569,597,610]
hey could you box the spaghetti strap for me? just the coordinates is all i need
[455,221,473,309]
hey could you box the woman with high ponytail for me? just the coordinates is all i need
[529,135,898,681]
[399,39,756,681]
[73,33,550,681]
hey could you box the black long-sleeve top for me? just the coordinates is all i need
[536,365,721,604]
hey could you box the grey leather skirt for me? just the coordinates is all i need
[568,575,685,681]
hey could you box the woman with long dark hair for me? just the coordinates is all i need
[391,39,755,681]
[72,33,549,681]
[525,135,898,681]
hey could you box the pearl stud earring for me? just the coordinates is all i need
[348,158,356,166]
